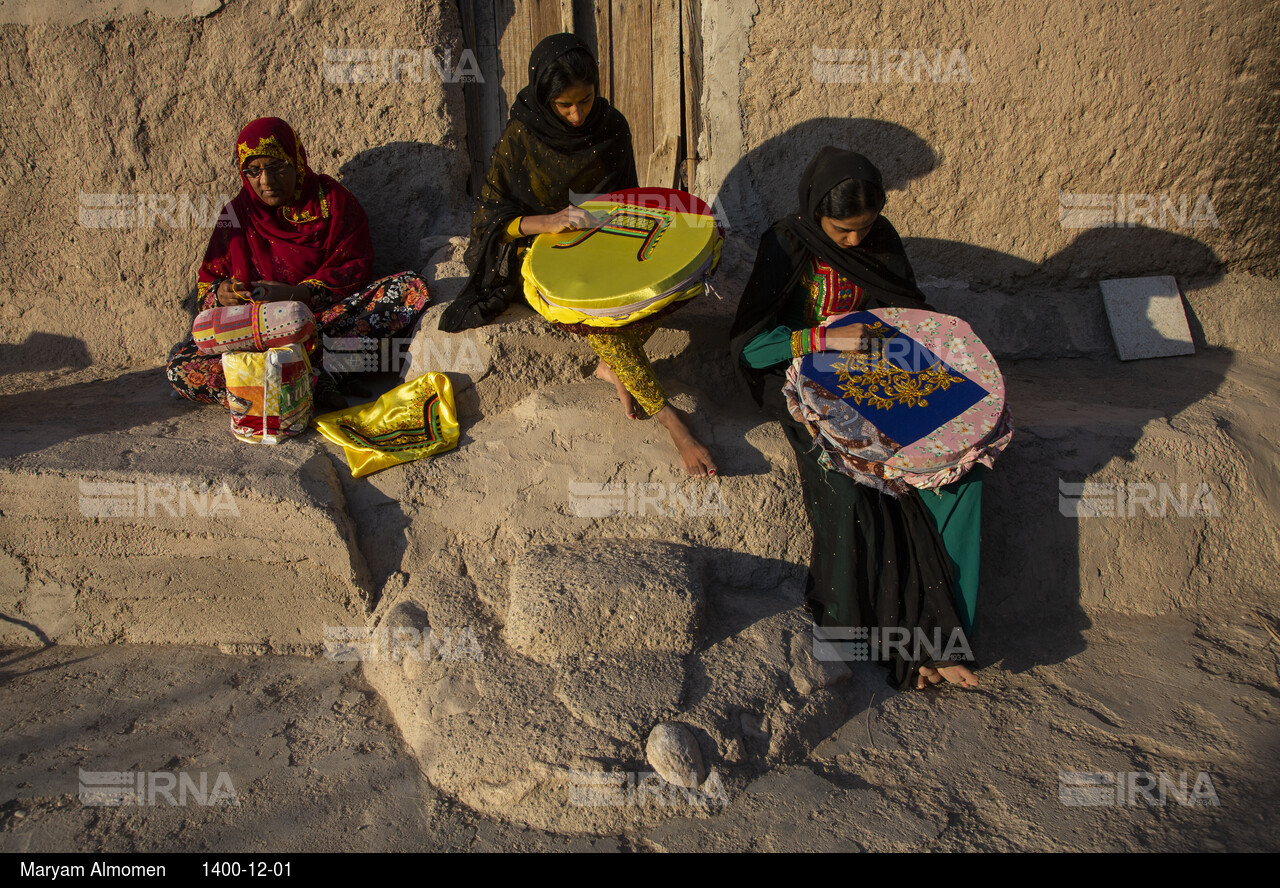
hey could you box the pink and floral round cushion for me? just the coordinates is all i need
[784,307,1013,495]
[193,301,316,354]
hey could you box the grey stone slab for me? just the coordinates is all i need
[1099,276,1195,361]
[505,539,704,664]
[554,652,686,742]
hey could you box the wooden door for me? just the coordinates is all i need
[459,0,701,196]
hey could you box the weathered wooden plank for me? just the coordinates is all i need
[593,0,612,102]
[497,0,532,116]
[680,0,702,191]
[531,0,570,42]
[646,134,680,189]
[458,0,486,195]
[611,0,654,174]
[475,0,505,172]
[572,0,597,52]
[651,0,681,182]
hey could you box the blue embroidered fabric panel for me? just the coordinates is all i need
[800,311,987,447]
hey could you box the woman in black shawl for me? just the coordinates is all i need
[441,33,715,475]
[730,147,981,691]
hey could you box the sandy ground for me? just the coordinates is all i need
[1,0,1276,855]
[2,240,1278,850]
[2,608,1276,852]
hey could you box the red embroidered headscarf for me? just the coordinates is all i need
[197,117,373,304]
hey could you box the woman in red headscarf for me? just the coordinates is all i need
[165,117,430,407]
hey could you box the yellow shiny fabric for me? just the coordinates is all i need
[521,193,721,329]
[312,372,460,478]
[525,275,710,328]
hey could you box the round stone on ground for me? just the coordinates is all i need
[646,721,707,789]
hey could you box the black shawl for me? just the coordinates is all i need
[440,33,638,332]
[735,149,974,690]
[729,147,927,405]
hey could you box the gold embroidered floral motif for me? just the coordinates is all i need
[237,134,292,167]
[831,327,965,411]
[283,180,327,224]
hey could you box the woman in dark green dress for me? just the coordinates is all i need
[730,147,982,691]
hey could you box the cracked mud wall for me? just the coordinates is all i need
[3,0,1275,378]
[696,0,1278,286]
[0,0,470,378]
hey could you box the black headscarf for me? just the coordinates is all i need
[732,150,972,689]
[781,148,926,302]
[440,33,638,332]
[729,147,927,405]
[509,33,624,153]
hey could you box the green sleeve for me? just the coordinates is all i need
[741,325,795,369]
[741,324,828,369]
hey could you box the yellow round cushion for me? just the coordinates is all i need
[521,188,723,328]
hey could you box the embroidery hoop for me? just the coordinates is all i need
[521,187,723,330]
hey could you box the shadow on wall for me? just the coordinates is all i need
[720,116,1225,289]
[717,117,939,236]
[718,117,1230,678]
[327,454,415,601]
[0,333,93,377]
[907,226,1224,291]
[0,369,190,461]
[339,142,469,278]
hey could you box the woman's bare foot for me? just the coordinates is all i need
[654,405,717,476]
[915,663,979,690]
[594,361,637,419]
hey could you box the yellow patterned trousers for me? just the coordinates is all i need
[585,319,666,416]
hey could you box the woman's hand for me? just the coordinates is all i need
[522,205,598,235]
[824,323,870,353]
[217,280,250,306]
[251,281,312,308]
